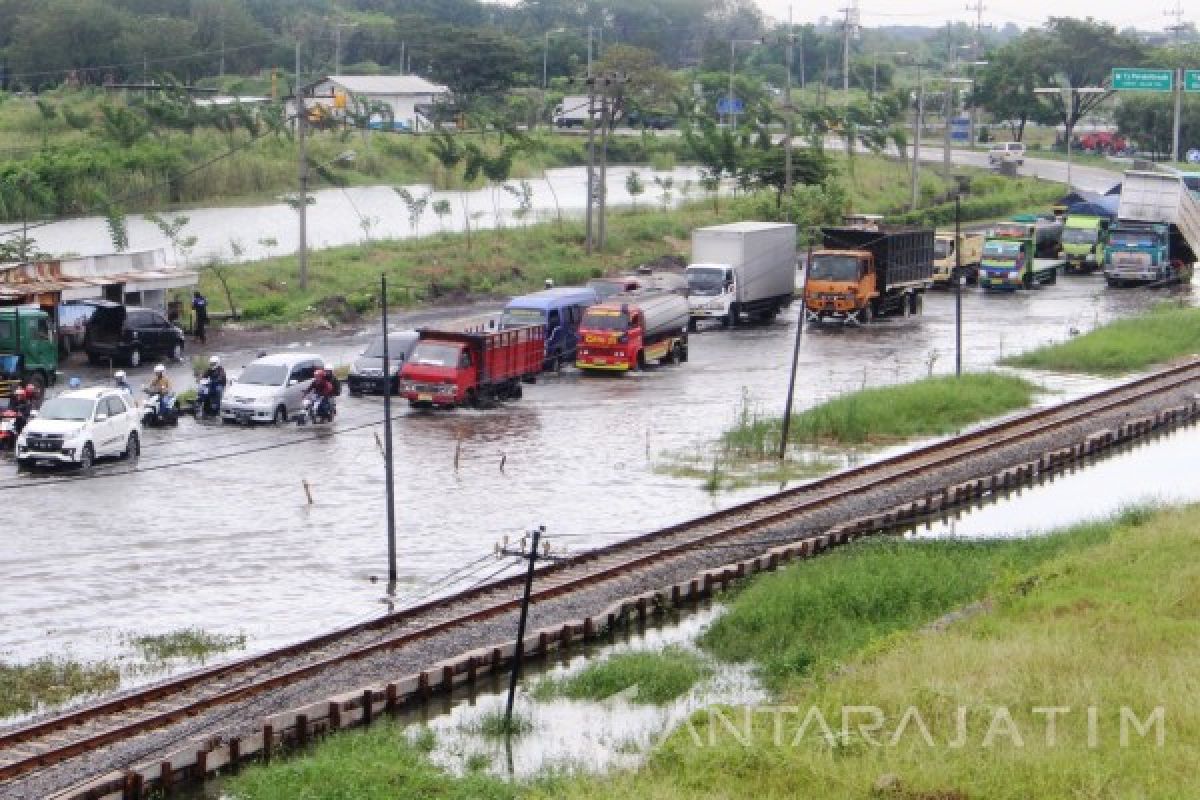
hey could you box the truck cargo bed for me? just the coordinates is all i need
[820,226,935,290]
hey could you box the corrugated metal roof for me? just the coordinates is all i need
[318,75,449,96]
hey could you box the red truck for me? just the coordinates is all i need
[398,323,544,408]
[576,290,690,372]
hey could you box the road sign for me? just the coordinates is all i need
[1111,68,1173,91]
[716,97,744,115]
[950,116,970,143]
[1187,70,1200,93]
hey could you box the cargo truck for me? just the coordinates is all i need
[1059,215,1109,274]
[576,290,690,372]
[0,307,58,399]
[932,230,984,286]
[804,226,934,325]
[1104,170,1199,287]
[685,222,796,329]
[398,323,543,409]
[979,221,1062,290]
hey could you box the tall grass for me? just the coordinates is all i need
[722,372,1036,452]
[1002,303,1200,375]
[1,657,120,718]
[534,646,711,705]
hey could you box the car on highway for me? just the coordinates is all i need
[15,387,140,470]
[84,302,185,368]
[220,353,327,425]
[346,331,419,395]
[988,141,1026,166]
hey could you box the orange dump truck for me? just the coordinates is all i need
[576,290,690,371]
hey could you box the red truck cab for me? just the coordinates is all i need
[398,324,543,408]
[577,291,690,371]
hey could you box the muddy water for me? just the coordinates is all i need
[0,274,1194,688]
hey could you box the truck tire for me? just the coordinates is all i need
[725,304,739,328]
[857,304,873,326]
[1022,272,1033,290]
[909,293,922,316]
[687,318,698,333]
[1046,268,1058,285]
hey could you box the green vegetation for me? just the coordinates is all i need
[469,711,534,738]
[539,504,1196,800]
[653,450,837,492]
[721,372,1037,452]
[533,646,711,705]
[889,173,1064,227]
[1003,304,1200,375]
[0,657,120,717]
[225,722,518,800]
[128,628,247,663]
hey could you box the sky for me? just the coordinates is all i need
[752,1,1190,32]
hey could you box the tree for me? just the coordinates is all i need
[593,44,680,117]
[625,170,645,210]
[0,170,53,257]
[970,42,1053,142]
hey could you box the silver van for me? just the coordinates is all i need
[988,141,1026,166]
[220,352,326,424]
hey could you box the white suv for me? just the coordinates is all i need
[988,142,1026,166]
[16,388,141,470]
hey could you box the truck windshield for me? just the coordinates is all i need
[0,354,18,374]
[1062,228,1098,244]
[364,335,411,358]
[687,267,727,296]
[238,364,288,386]
[39,397,95,421]
[501,308,546,328]
[983,241,1022,261]
[581,309,630,331]
[409,342,462,368]
[934,240,953,259]
[808,255,861,281]
[1109,231,1157,248]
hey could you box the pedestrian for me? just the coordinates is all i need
[191,290,209,344]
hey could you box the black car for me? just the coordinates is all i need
[346,330,419,395]
[84,303,185,368]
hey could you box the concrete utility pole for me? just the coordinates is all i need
[783,6,795,206]
[334,22,356,76]
[296,37,309,291]
[966,0,986,145]
[943,25,954,175]
[911,61,924,212]
[840,6,852,101]
[1166,1,1186,162]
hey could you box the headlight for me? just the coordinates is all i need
[438,383,457,395]
[399,381,416,393]
[1008,271,1019,279]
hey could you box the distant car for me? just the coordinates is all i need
[15,388,141,470]
[84,303,185,368]
[347,331,419,395]
[366,117,411,132]
[988,142,1026,166]
[220,352,327,425]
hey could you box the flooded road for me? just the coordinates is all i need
[1,272,1194,686]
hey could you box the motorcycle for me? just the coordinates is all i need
[142,388,180,427]
[295,392,336,426]
[194,378,222,419]
[0,409,19,450]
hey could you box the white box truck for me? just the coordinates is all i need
[553,95,592,128]
[685,222,797,328]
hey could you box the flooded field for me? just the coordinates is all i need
[1,273,1194,698]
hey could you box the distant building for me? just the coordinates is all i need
[303,75,451,132]
[0,248,196,313]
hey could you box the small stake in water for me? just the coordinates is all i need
[374,432,385,458]
[302,479,313,505]
[499,453,507,472]
[454,436,462,471]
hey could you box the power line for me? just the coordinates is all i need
[3,40,282,83]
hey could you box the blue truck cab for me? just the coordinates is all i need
[501,287,599,371]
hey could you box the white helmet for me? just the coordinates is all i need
[114,370,127,380]
[209,355,220,366]
[154,364,166,373]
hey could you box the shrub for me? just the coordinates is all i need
[240,297,287,320]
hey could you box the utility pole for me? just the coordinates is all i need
[599,90,610,250]
[1166,1,1185,162]
[497,527,560,731]
[783,6,794,208]
[296,37,309,291]
[334,22,356,76]
[779,234,815,459]
[838,4,857,104]
[910,61,924,212]
[943,24,954,175]
[954,194,963,377]
[585,82,597,254]
[381,275,398,588]
[966,0,986,146]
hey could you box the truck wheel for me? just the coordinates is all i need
[687,318,698,333]
[1047,268,1058,285]
[726,304,739,328]
[857,304,873,325]
[909,293,922,315]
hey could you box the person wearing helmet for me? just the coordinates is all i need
[200,355,228,408]
[148,364,174,419]
[22,382,41,410]
[113,370,133,396]
[305,368,338,422]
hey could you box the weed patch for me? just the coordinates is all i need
[0,657,120,717]
[534,647,710,705]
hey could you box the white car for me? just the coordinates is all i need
[16,388,141,470]
[220,353,327,425]
[988,142,1026,166]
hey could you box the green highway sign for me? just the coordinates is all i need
[1111,68,1173,91]
[1187,70,1200,93]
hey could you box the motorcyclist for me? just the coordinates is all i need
[148,365,173,419]
[113,370,133,396]
[306,368,337,420]
[22,382,41,410]
[200,355,228,412]
[9,388,32,435]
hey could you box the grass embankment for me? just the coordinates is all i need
[533,646,711,705]
[0,657,120,718]
[128,628,247,663]
[1003,304,1200,376]
[546,504,1198,800]
[724,372,1037,453]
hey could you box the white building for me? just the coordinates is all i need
[305,75,450,132]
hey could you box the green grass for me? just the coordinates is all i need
[469,710,534,738]
[538,503,1197,800]
[533,646,711,705]
[127,628,247,663]
[1002,304,1200,375]
[722,372,1037,452]
[224,721,519,800]
[653,451,838,492]
[0,657,120,718]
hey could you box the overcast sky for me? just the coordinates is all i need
[753,1,1190,32]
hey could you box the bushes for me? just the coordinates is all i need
[240,297,287,320]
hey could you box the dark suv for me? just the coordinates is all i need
[84,303,185,368]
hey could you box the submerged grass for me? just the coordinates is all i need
[0,657,120,718]
[128,628,247,663]
[722,372,1037,451]
[534,646,711,705]
[1002,303,1200,375]
[542,503,1198,800]
[653,450,838,491]
[469,711,534,738]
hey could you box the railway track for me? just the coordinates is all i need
[4,358,1200,791]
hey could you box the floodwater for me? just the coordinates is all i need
[23,164,713,263]
[0,273,1195,694]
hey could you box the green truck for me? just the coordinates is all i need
[979,221,1063,290]
[0,307,59,399]
[1060,215,1109,274]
